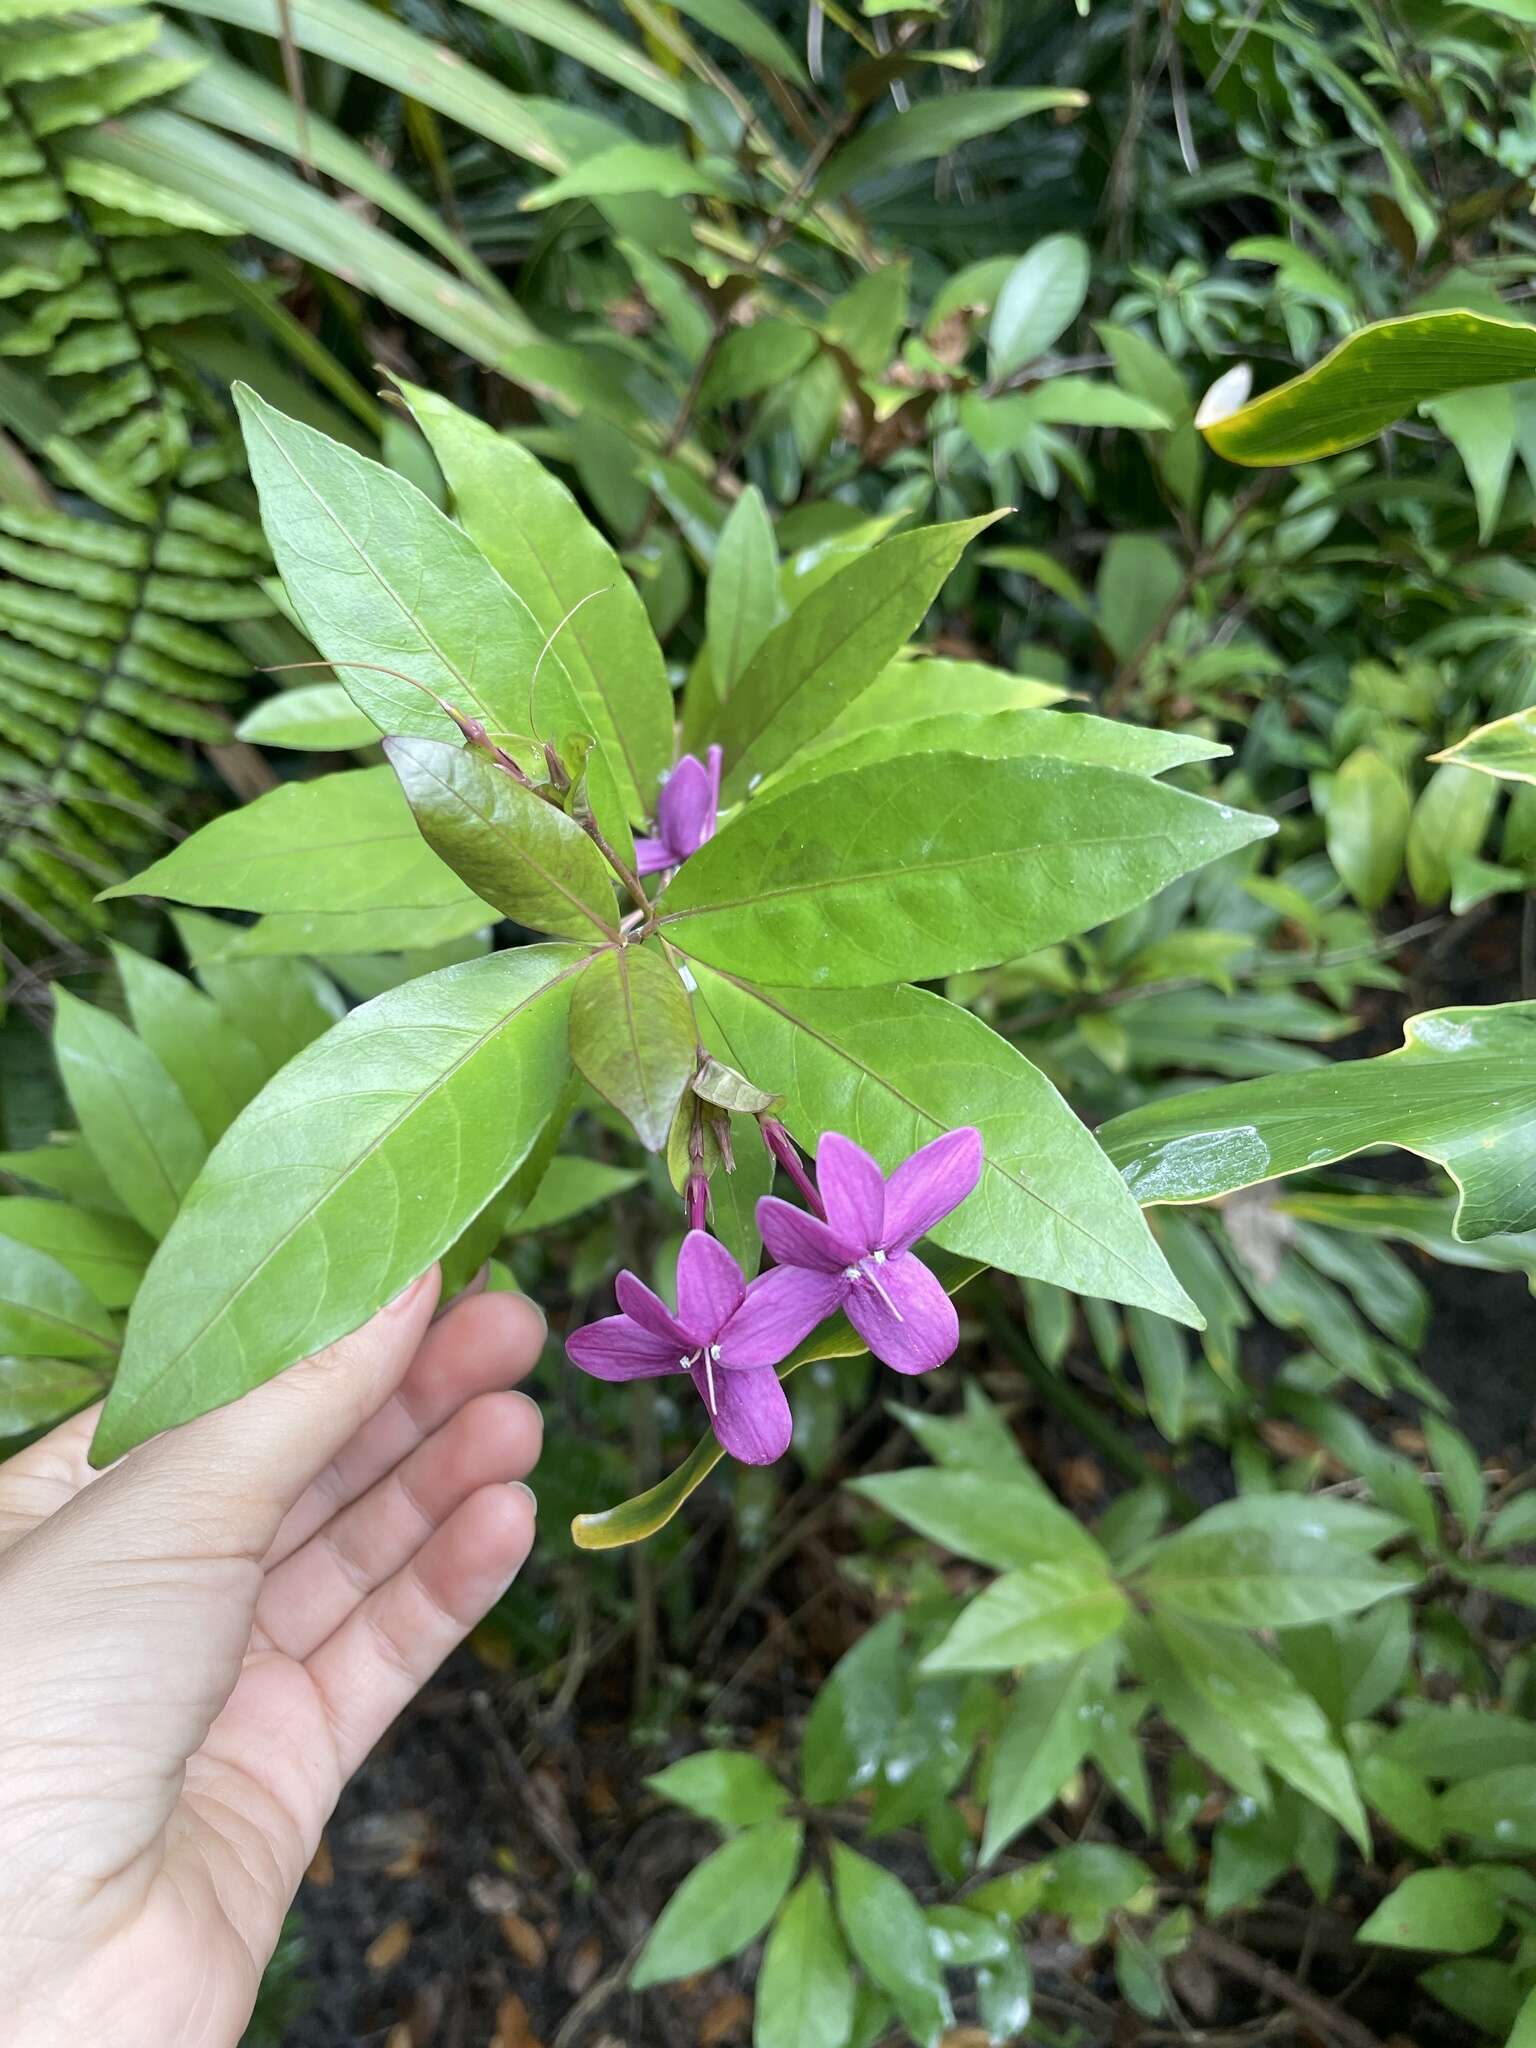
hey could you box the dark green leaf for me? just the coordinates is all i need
[802,1612,905,1805]
[816,88,1087,201]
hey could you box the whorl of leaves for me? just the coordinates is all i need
[0,2,271,943]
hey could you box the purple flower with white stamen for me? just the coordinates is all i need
[635,745,722,877]
[755,1129,983,1373]
[566,1230,812,1464]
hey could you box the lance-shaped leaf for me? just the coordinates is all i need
[1101,1003,1536,1241]
[816,86,1086,202]
[829,1844,952,2047]
[402,386,673,820]
[630,1819,803,1989]
[568,942,697,1152]
[714,515,1003,797]
[922,1557,1130,1674]
[235,683,380,752]
[707,484,778,697]
[664,755,1273,988]
[0,1235,119,1360]
[53,992,207,1242]
[384,738,617,941]
[756,1873,856,2048]
[1432,706,1536,786]
[0,1199,152,1312]
[101,766,493,922]
[0,1358,109,1437]
[1201,310,1536,466]
[113,947,270,1148]
[691,970,1199,1321]
[91,948,581,1464]
[234,385,586,753]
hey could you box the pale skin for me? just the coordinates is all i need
[0,1267,545,2048]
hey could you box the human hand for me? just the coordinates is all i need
[0,1268,544,2048]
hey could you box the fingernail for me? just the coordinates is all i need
[509,1480,538,1516]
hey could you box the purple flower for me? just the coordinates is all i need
[566,1229,814,1464]
[755,1128,983,1373]
[635,746,722,877]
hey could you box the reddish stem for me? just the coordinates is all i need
[760,1117,826,1219]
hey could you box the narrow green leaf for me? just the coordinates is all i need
[0,1355,107,1436]
[852,1467,1105,1573]
[708,485,778,698]
[53,992,206,1242]
[666,756,1273,988]
[235,684,379,752]
[801,1613,905,1805]
[816,88,1087,202]
[1406,764,1498,906]
[384,738,616,940]
[1132,1529,1416,1629]
[646,1751,789,1828]
[506,1156,642,1233]
[924,1560,1129,1674]
[630,1819,803,1988]
[1102,1003,1536,1242]
[0,1197,151,1309]
[830,1844,952,2048]
[91,949,580,1463]
[1432,706,1536,786]
[0,1234,118,1359]
[1326,747,1410,909]
[980,1655,1101,1861]
[1358,1869,1505,1953]
[755,1873,856,2048]
[989,234,1091,381]
[568,942,696,1152]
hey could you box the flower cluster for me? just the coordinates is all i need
[566,1126,983,1464]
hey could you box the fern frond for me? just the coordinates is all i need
[0,5,271,948]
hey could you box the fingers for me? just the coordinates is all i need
[0,1401,105,1555]
[262,1289,546,1570]
[306,1481,536,1780]
[255,1387,542,1661]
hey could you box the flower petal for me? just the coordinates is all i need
[883,1126,984,1253]
[567,1314,682,1380]
[758,1194,856,1273]
[615,1270,690,1347]
[692,1360,792,1465]
[656,753,714,860]
[675,1228,745,1343]
[719,1263,846,1367]
[634,835,674,876]
[843,1251,958,1373]
[817,1131,885,1252]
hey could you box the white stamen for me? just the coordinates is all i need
[704,1352,717,1413]
[871,1248,887,1265]
[844,1264,862,1281]
[709,1343,721,1361]
[861,1257,904,1322]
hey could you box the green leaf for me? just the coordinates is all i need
[53,992,207,1243]
[852,1466,1106,1573]
[104,767,492,926]
[112,946,272,1148]
[0,1198,151,1310]
[1326,747,1410,909]
[1102,1003,1536,1242]
[1201,310,1536,466]
[801,1613,905,1805]
[630,1819,803,1988]
[1433,706,1536,786]
[816,88,1087,202]
[923,1560,1129,1674]
[1439,1767,1536,1850]
[1150,1613,1369,1851]
[755,1873,856,2048]
[989,234,1091,382]
[980,1655,1102,1861]
[522,141,731,209]
[699,321,819,407]
[1125,1615,1269,1807]
[1424,1415,1485,1536]
[234,386,586,755]
[91,949,580,1464]
[714,516,1003,797]
[646,1750,789,1828]
[0,1234,118,1359]
[1406,764,1498,906]
[1358,1869,1505,1954]
[690,971,1198,1321]
[1097,536,1183,663]
[506,1156,642,1233]
[403,387,672,820]
[708,485,778,697]
[383,739,616,940]
[1132,1528,1416,1629]
[569,943,696,1152]
[236,683,380,752]
[821,657,1067,738]
[669,0,809,85]
[830,1844,952,2048]
[174,913,344,1079]
[0,1355,107,1436]
[666,757,1272,988]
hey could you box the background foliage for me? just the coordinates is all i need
[4,1,1536,2045]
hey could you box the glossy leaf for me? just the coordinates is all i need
[53,992,207,1242]
[989,234,1091,381]
[852,1465,1106,1573]
[1358,1869,1505,1953]
[1131,1528,1417,1629]
[235,386,586,753]
[568,943,697,1152]
[690,971,1199,1321]
[981,1654,1102,1861]
[714,516,1003,797]
[665,755,1273,988]
[1103,1003,1536,1241]
[1202,310,1536,465]
[1438,1767,1536,1850]
[646,1750,789,1829]
[235,683,379,752]
[922,1559,1130,1673]
[0,1235,119,1360]
[755,1873,856,2048]
[103,766,491,922]
[801,1613,905,1805]
[404,386,672,820]
[816,87,1087,201]
[1326,746,1409,909]
[91,949,580,1464]
[830,1844,952,2048]
[1433,706,1536,785]
[822,658,1066,737]
[708,485,778,697]
[384,739,616,940]
[506,1156,642,1233]
[1406,764,1498,905]
[630,1819,803,1988]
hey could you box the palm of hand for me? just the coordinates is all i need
[0,1277,543,2048]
